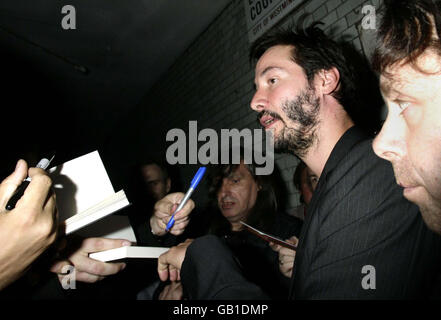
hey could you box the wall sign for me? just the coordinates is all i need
[244,0,303,43]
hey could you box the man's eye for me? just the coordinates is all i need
[396,100,410,112]
[269,78,277,85]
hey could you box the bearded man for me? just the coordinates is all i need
[157,24,441,299]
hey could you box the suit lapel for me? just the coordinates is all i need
[289,125,368,299]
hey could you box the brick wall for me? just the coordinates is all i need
[115,0,384,215]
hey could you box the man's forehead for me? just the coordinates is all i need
[255,45,294,69]
[379,74,406,97]
[380,50,441,95]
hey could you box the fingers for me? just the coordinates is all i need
[75,238,130,278]
[154,193,183,219]
[158,251,172,282]
[277,237,298,278]
[279,246,296,257]
[168,217,190,236]
[19,168,53,211]
[52,259,107,284]
[152,192,194,235]
[286,236,299,245]
[81,237,132,253]
[74,271,106,283]
[157,239,193,281]
[158,248,182,282]
[153,214,190,233]
[69,251,126,282]
[50,260,71,274]
[0,160,28,208]
[53,238,130,284]
[169,265,180,282]
[154,193,195,220]
[73,251,126,275]
[269,242,282,252]
[173,198,195,220]
[279,253,295,267]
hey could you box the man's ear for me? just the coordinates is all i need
[166,178,171,193]
[316,67,340,96]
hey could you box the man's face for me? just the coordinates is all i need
[141,164,170,201]
[217,163,260,224]
[372,50,441,233]
[251,45,320,157]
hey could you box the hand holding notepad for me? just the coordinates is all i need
[49,150,169,262]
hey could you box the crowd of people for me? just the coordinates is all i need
[1,0,441,300]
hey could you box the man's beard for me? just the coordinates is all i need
[259,88,320,157]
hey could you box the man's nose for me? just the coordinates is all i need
[372,111,407,163]
[218,179,231,197]
[250,88,268,113]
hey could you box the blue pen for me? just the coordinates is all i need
[165,166,206,232]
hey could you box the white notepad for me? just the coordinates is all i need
[89,246,169,262]
[48,150,132,239]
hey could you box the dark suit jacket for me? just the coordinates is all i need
[290,126,441,299]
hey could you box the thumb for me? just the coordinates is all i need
[0,160,28,208]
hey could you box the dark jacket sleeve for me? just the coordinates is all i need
[181,235,269,300]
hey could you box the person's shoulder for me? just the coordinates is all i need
[341,137,396,181]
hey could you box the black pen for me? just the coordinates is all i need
[5,154,55,211]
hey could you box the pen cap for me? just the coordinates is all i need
[190,167,206,189]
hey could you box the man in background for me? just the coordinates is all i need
[290,161,317,219]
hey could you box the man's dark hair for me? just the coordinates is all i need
[249,22,357,116]
[207,159,278,234]
[372,0,441,75]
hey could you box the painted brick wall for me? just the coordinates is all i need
[130,0,383,216]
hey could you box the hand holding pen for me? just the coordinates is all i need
[5,154,55,211]
[0,159,58,289]
[150,167,206,236]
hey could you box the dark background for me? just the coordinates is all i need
[0,0,231,190]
